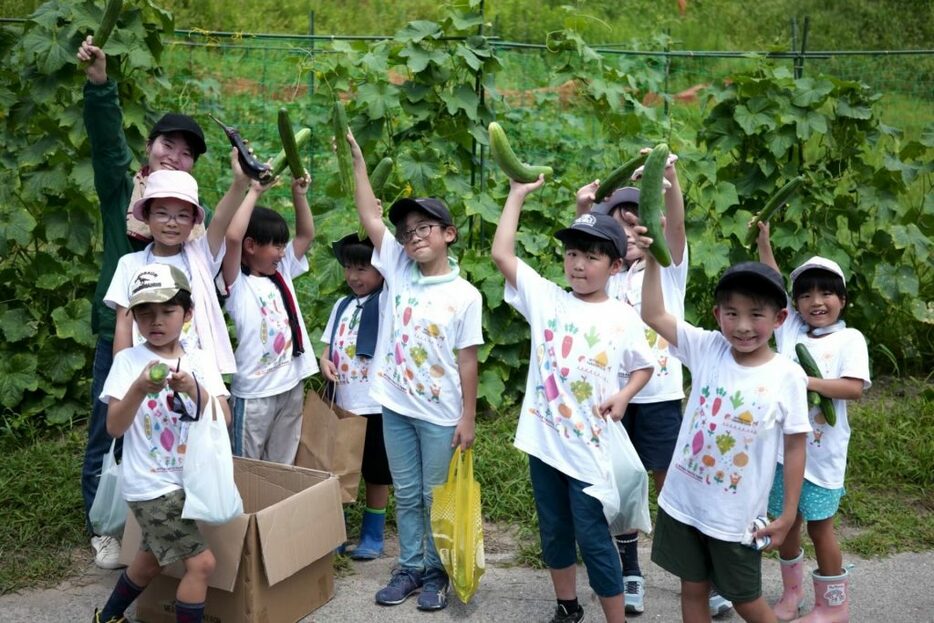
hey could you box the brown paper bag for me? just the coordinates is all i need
[294,389,367,503]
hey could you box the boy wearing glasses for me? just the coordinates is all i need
[95,263,229,623]
[346,130,483,611]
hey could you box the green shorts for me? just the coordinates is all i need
[651,507,762,604]
[128,489,208,567]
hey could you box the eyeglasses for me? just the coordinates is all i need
[151,210,194,225]
[396,222,439,244]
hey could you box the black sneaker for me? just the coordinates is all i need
[549,603,584,623]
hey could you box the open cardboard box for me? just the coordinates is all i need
[120,457,345,623]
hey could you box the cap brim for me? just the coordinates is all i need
[129,287,181,309]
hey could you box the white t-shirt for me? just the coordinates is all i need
[775,311,871,489]
[320,290,385,415]
[658,321,811,542]
[224,242,318,398]
[369,237,484,426]
[507,260,654,485]
[100,343,229,502]
[606,243,688,403]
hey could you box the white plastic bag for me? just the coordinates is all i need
[89,439,128,537]
[585,420,652,535]
[181,396,243,524]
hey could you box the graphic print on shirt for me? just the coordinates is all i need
[141,387,191,473]
[644,327,671,378]
[675,383,769,493]
[250,283,293,377]
[529,317,623,448]
[330,304,371,386]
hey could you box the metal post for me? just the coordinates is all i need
[664,27,671,123]
[307,10,315,182]
[798,16,810,78]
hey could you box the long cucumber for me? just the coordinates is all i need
[745,175,804,249]
[639,144,673,267]
[333,98,354,194]
[488,122,553,183]
[594,153,647,203]
[80,0,123,68]
[369,157,394,197]
[276,108,306,178]
[794,343,837,426]
[267,128,311,180]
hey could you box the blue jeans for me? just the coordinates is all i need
[382,407,455,574]
[81,336,122,535]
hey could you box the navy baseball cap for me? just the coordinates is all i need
[331,232,374,266]
[593,186,640,216]
[387,197,453,226]
[715,262,787,307]
[554,213,628,259]
[149,113,207,157]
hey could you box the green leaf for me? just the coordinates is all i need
[44,209,95,255]
[396,148,441,195]
[463,193,502,225]
[689,236,732,278]
[837,98,872,120]
[0,308,38,342]
[356,82,399,120]
[51,299,94,347]
[792,77,834,107]
[399,43,448,74]
[478,368,506,406]
[873,264,919,301]
[38,341,87,384]
[395,20,443,44]
[453,43,482,71]
[734,99,774,134]
[0,207,37,246]
[890,224,931,257]
[442,84,479,120]
[0,352,38,408]
[45,401,80,426]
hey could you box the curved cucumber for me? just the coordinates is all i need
[277,108,306,178]
[594,153,647,203]
[488,122,553,183]
[268,128,311,180]
[333,99,354,194]
[369,157,394,197]
[794,343,837,426]
[745,175,804,249]
[639,143,673,267]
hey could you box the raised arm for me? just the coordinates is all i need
[291,173,314,257]
[207,148,251,257]
[221,178,271,286]
[755,221,780,274]
[346,130,386,249]
[491,176,545,288]
[662,155,686,266]
[575,179,599,217]
[629,214,678,347]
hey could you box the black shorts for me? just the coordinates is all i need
[361,412,392,485]
[623,399,682,471]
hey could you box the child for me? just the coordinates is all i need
[77,35,247,569]
[104,169,238,385]
[94,263,230,623]
[757,225,870,621]
[492,174,654,623]
[320,232,391,560]
[577,153,705,615]
[346,130,483,611]
[638,214,812,622]
[220,174,318,463]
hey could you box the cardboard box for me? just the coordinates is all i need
[120,458,346,623]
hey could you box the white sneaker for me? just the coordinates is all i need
[92,535,124,570]
[709,589,733,617]
[623,575,645,613]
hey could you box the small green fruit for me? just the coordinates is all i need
[149,363,169,383]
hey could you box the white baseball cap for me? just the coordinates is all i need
[131,170,204,224]
[789,256,846,286]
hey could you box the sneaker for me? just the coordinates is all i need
[623,574,645,614]
[91,535,124,570]
[416,571,449,611]
[549,603,584,623]
[92,608,126,623]
[709,589,733,617]
[375,568,422,605]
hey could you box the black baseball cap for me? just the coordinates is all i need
[593,186,640,216]
[715,262,787,307]
[331,232,374,266]
[149,113,207,157]
[554,213,628,259]
[387,197,453,226]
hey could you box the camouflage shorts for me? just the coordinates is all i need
[128,489,207,567]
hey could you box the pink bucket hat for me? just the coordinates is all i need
[131,170,204,224]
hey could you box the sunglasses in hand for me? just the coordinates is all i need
[170,358,199,422]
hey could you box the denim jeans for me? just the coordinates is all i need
[81,336,122,535]
[382,407,456,574]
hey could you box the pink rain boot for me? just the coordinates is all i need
[792,568,850,623]
[773,549,806,621]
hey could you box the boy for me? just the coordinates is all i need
[492,174,654,623]
[577,153,695,614]
[95,263,229,623]
[637,220,811,623]
[320,233,391,559]
[347,130,483,611]
[221,174,318,463]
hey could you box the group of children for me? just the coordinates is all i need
[79,29,869,623]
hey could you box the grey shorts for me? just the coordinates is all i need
[128,489,208,567]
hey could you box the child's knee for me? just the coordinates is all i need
[185,549,216,578]
[129,550,163,584]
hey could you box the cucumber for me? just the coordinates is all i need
[149,362,169,383]
[93,0,123,49]
[794,343,837,426]
[333,98,354,194]
[639,143,673,267]
[276,108,306,178]
[594,153,647,203]
[369,157,394,197]
[488,122,553,183]
[268,128,311,180]
[745,175,804,249]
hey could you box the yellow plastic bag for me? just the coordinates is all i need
[431,447,485,603]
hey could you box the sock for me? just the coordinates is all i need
[557,597,580,614]
[615,533,642,577]
[175,599,205,623]
[365,506,386,514]
[100,571,144,621]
